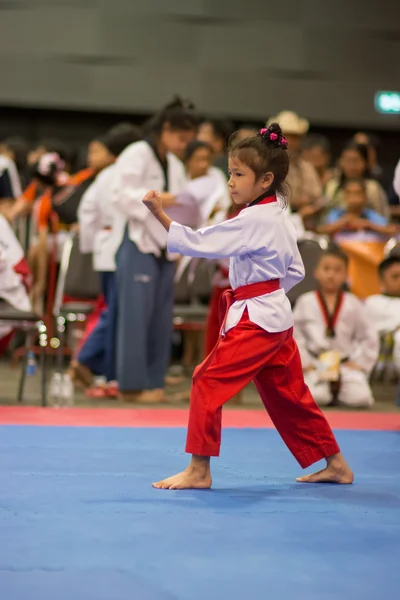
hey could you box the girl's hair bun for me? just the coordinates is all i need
[258,123,288,150]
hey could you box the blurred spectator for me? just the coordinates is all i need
[235,124,258,142]
[112,97,200,404]
[0,154,21,200]
[9,139,71,223]
[325,141,389,217]
[73,123,143,395]
[394,159,400,198]
[301,134,333,187]
[183,140,229,211]
[353,132,385,185]
[185,140,213,180]
[267,111,322,217]
[0,198,31,355]
[197,118,233,179]
[317,179,397,240]
[388,184,400,223]
[27,135,117,312]
[1,137,29,186]
[27,139,69,169]
[25,152,70,312]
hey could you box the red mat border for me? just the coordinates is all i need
[0,406,399,430]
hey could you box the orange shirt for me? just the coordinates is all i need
[36,168,94,232]
[22,180,39,204]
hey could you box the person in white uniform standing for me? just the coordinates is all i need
[111,98,201,403]
[142,123,353,490]
[75,124,142,396]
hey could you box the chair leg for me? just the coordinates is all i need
[17,331,33,403]
[56,315,66,373]
[38,321,48,407]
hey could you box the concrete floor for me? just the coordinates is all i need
[0,359,398,412]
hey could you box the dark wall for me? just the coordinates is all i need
[1,0,400,130]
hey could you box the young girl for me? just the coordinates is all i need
[111,98,201,404]
[143,123,354,489]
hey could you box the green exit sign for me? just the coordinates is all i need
[375,91,400,114]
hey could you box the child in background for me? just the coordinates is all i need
[364,256,400,373]
[293,246,379,407]
[317,179,397,240]
[143,124,353,490]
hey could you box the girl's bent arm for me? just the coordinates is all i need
[167,216,247,259]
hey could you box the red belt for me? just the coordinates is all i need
[219,279,280,335]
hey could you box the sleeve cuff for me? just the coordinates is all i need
[167,221,184,254]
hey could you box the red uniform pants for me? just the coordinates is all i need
[186,310,340,468]
[204,284,228,358]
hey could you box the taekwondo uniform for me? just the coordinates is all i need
[364,293,400,372]
[77,163,125,381]
[294,291,379,407]
[111,140,187,392]
[167,195,340,467]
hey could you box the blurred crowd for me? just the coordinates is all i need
[0,101,399,407]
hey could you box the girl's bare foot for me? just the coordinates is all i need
[296,452,354,484]
[153,455,212,490]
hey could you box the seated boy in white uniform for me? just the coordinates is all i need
[0,199,31,354]
[364,255,400,373]
[293,245,379,407]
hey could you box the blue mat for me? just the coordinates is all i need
[0,426,399,600]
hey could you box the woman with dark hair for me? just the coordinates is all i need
[325,141,389,217]
[112,97,201,403]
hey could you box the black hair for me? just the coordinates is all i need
[98,123,142,157]
[32,153,66,186]
[318,244,349,267]
[31,138,68,159]
[341,141,370,176]
[228,123,289,203]
[354,131,380,151]
[301,134,331,154]
[3,136,29,172]
[143,96,201,136]
[378,255,400,278]
[203,118,234,142]
[184,140,212,162]
[343,178,366,191]
[332,141,371,199]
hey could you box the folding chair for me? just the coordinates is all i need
[384,237,400,258]
[287,234,328,307]
[53,232,101,371]
[0,301,48,405]
[173,259,215,332]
